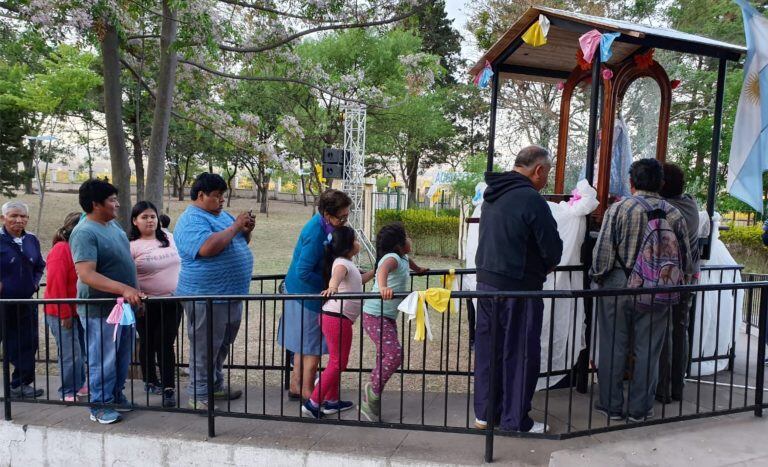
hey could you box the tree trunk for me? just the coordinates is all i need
[132,135,145,201]
[85,126,94,179]
[260,172,270,214]
[225,165,237,208]
[100,20,132,230]
[171,173,179,198]
[23,141,34,194]
[405,152,419,205]
[298,158,308,206]
[144,0,179,213]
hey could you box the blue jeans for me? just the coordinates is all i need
[80,312,134,406]
[45,315,86,398]
[184,301,242,400]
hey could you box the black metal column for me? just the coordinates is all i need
[756,286,767,417]
[584,45,602,184]
[206,299,216,437]
[704,58,728,260]
[577,46,602,393]
[486,71,500,173]
[2,304,10,421]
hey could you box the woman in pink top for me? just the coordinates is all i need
[301,226,373,418]
[129,201,181,407]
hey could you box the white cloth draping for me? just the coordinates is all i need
[691,212,743,377]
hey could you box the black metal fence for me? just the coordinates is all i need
[1,267,766,463]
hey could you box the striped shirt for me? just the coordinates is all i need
[174,205,253,296]
[590,191,693,282]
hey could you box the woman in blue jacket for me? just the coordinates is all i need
[278,189,352,400]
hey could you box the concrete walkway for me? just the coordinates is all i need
[1,400,767,466]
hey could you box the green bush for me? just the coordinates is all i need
[720,225,765,250]
[374,209,459,257]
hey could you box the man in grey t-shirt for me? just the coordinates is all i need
[70,179,142,425]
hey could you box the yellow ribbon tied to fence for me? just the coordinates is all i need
[398,270,457,341]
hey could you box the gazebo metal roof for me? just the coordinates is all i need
[469,6,746,83]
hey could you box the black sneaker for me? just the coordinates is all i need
[144,383,162,395]
[628,410,654,422]
[162,389,176,408]
[10,384,44,399]
[594,405,624,421]
[301,400,322,419]
[321,400,354,415]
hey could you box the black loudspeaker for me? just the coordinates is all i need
[323,163,344,179]
[322,148,348,164]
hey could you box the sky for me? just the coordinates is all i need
[443,0,481,64]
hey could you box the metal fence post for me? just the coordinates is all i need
[484,297,499,463]
[756,286,767,417]
[2,303,11,421]
[206,299,216,436]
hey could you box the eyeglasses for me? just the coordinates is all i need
[333,214,349,223]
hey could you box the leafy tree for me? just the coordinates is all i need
[0,63,32,197]
[4,0,433,227]
[368,89,455,200]
[401,0,462,82]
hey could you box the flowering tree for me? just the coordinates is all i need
[4,0,431,225]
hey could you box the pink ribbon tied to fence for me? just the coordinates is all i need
[106,297,136,341]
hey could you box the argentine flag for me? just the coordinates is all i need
[727,0,768,212]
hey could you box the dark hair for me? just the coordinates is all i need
[659,162,685,198]
[375,222,407,266]
[53,212,81,245]
[317,189,352,217]
[190,172,227,201]
[629,158,664,193]
[322,226,357,286]
[78,178,118,213]
[128,201,170,248]
[514,145,552,168]
[159,214,171,229]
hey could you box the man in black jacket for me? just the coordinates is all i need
[473,145,563,434]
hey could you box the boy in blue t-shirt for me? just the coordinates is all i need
[174,173,254,410]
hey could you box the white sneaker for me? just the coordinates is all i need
[474,418,487,429]
[527,421,548,434]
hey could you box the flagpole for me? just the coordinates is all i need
[704,57,728,259]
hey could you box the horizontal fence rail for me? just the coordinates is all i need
[1,266,765,462]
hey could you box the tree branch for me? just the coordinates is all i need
[126,34,161,42]
[178,58,376,107]
[218,2,426,53]
[120,57,248,152]
[216,0,344,23]
[0,1,20,13]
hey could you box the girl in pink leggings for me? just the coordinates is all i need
[360,223,426,422]
[302,226,373,419]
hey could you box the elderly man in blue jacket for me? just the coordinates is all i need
[0,201,46,399]
[473,145,563,434]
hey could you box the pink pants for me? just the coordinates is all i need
[362,314,403,395]
[311,314,353,404]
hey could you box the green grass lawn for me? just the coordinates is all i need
[4,191,463,279]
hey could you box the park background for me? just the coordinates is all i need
[2,0,768,272]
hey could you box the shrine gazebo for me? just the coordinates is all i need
[470,6,746,255]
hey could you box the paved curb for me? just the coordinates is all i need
[0,420,483,467]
